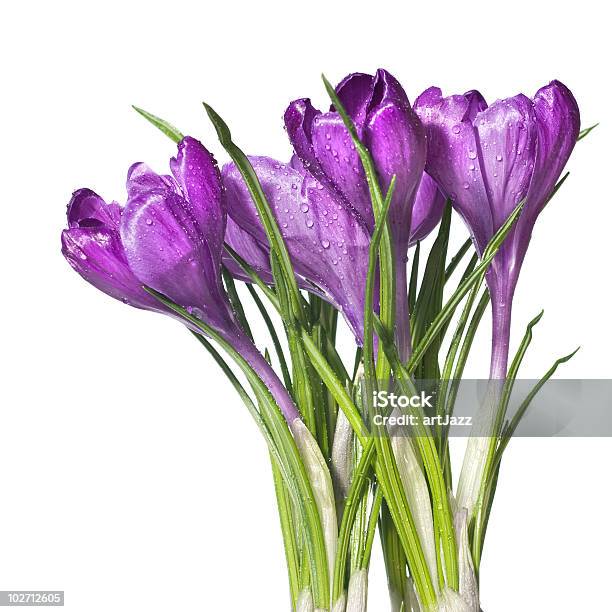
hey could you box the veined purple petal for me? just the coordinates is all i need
[126,162,177,198]
[415,87,493,254]
[310,111,372,226]
[365,70,427,248]
[284,99,325,180]
[334,72,375,131]
[63,189,158,310]
[67,188,121,229]
[170,136,225,268]
[121,177,235,332]
[61,226,161,311]
[223,157,372,343]
[526,80,580,221]
[409,173,446,246]
[474,95,538,229]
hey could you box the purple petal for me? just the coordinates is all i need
[508,81,580,285]
[526,80,580,218]
[410,173,446,246]
[223,157,372,343]
[415,87,493,254]
[474,94,538,228]
[120,180,235,332]
[61,227,160,311]
[310,111,372,227]
[365,70,427,247]
[67,188,121,229]
[284,99,324,179]
[126,162,177,197]
[170,136,225,267]
[334,72,375,131]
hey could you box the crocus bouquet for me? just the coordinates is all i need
[61,69,590,611]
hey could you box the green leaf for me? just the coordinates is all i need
[444,238,473,283]
[472,346,580,567]
[203,102,305,326]
[190,331,301,605]
[495,310,545,435]
[411,202,452,379]
[222,267,253,341]
[245,284,293,394]
[578,123,599,141]
[223,243,279,309]
[408,241,421,314]
[132,106,184,143]
[438,289,490,475]
[373,317,459,592]
[146,287,330,608]
[363,175,396,386]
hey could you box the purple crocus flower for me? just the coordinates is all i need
[414,81,580,378]
[224,70,428,360]
[62,137,299,422]
[284,69,427,360]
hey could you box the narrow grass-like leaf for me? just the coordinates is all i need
[411,203,452,379]
[578,123,599,141]
[132,106,184,143]
[222,267,253,340]
[408,242,421,314]
[246,284,293,393]
[204,103,304,325]
[444,238,473,283]
[147,288,330,607]
[374,318,459,591]
[360,486,383,568]
[472,346,580,567]
[223,243,279,308]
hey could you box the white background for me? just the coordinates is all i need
[1,1,610,610]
